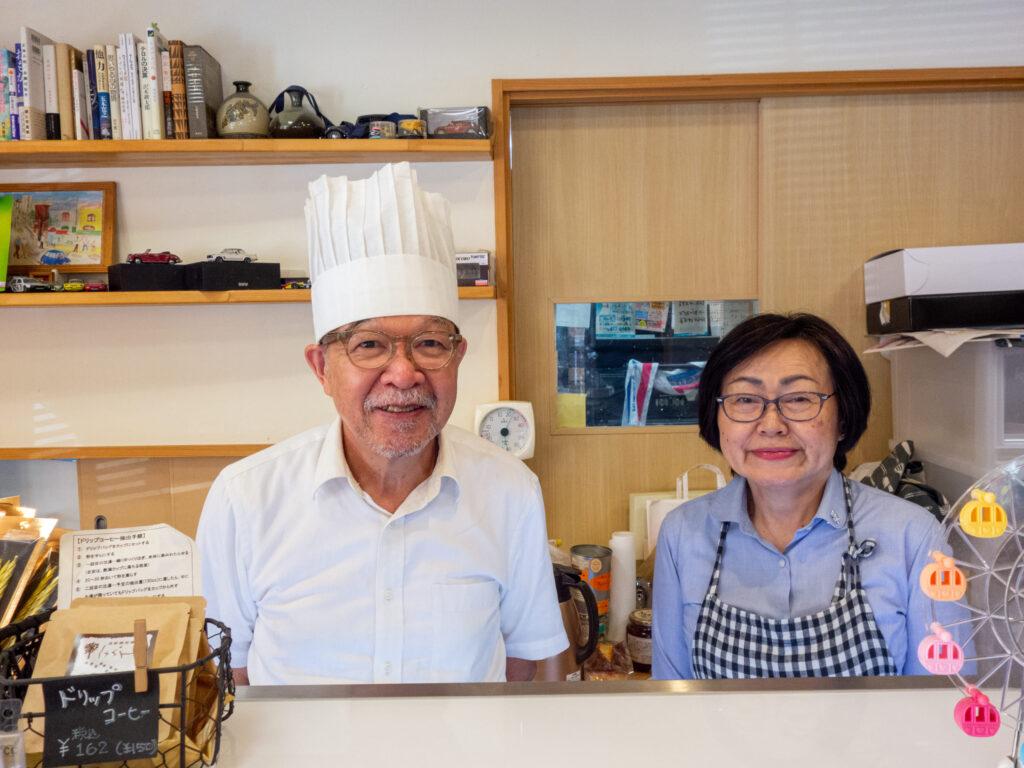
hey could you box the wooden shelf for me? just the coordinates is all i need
[0,445,268,460]
[0,138,493,168]
[0,285,495,306]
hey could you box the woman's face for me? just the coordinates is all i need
[717,338,842,497]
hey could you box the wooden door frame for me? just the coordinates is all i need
[491,66,1024,398]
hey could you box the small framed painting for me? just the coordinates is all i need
[1,182,116,274]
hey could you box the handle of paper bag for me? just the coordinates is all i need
[134,619,148,693]
[676,464,727,500]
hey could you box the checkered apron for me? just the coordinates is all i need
[691,477,898,678]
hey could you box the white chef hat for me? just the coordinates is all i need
[305,162,458,341]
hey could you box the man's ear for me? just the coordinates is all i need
[305,343,328,387]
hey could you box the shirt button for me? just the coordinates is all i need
[779,559,786,568]
[384,662,392,675]
[384,588,393,601]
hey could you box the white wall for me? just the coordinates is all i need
[2,0,1023,446]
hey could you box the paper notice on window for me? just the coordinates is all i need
[57,524,200,609]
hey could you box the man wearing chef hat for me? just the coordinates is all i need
[198,163,567,685]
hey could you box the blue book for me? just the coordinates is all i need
[86,48,100,139]
[12,43,22,140]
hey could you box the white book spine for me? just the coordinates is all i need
[20,26,55,140]
[71,68,88,140]
[119,33,141,140]
[106,44,121,140]
[42,44,57,113]
[116,44,133,139]
[142,26,166,139]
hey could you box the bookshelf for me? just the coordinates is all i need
[0,137,493,168]
[0,285,496,306]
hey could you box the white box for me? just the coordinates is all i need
[890,342,1024,502]
[864,243,1024,305]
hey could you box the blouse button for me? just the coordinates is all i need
[778,559,786,568]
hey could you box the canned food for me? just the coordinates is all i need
[368,120,396,139]
[570,544,612,619]
[396,118,425,138]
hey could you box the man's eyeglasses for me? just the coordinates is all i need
[320,329,463,370]
[717,392,835,422]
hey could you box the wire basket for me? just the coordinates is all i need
[0,609,234,768]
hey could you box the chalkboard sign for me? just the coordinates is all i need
[41,670,159,767]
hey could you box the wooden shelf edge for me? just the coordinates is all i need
[0,444,270,460]
[0,138,493,168]
[0,285,494,306]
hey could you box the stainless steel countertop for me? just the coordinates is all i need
[236,674,949,701]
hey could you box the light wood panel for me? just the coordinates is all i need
[0,138,492,168]
[0,285,495,307]
[77,455,237,538]
[759,91,1024,469]
[0,445,266,460]
[511,102,758,547]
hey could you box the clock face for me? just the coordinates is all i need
[475,401,535,459]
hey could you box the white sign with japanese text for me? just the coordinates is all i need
[57,524,200,609]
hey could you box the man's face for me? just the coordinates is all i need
[305,315,466,462]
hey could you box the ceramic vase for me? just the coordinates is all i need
[269,88,325,138]
[217,81,270,138]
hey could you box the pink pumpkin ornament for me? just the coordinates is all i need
[918,622,964,675]
[954,686,1000,737]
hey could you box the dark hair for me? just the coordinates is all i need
[696,313,870,471]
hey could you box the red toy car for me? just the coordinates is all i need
[84,281,107,291]
[127,249,181,265]
[433,120,481,136]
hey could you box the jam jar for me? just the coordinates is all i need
[626,608,653,673]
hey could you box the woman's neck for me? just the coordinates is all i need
[745,479,829,552]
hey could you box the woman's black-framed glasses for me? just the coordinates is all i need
[717,392,835,422]
[320,329,463,370]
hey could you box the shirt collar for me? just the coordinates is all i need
[712,469,848,531]
[312,418,462,511]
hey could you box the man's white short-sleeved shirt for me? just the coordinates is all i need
[197,419,568,685]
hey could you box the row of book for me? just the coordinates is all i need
[1,24,224,141]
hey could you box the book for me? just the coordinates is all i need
[12,43,22,139]
[42,43,59,139]
[0,49,15,140]
[116,44,132,139]
[93,45,112,139]
[167,40,187,139]
[160,49,174,138]
[85,48,100,139]
[140,24,167,139]
[105,44,121,140]
[12,43,22,140]
[53,43,76,140]
[117,33,141,139]
[19,27,55,140]
[183,44,222,139]
[71,64,90,140]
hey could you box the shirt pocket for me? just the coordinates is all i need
[430,580,503,682]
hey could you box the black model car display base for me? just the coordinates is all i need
[108,263,187,291]
[866,290,1024,334]
[184,261,281,291]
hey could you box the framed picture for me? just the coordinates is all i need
[0,182,116,274]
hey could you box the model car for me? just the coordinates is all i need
[283,279,310,289]
[127,249,181,264]
[61,278,86,291]
[40,249,71,265]
[7,276,55,292]
[84,281,108,291]
[207,248,258,263]
[433,120,481,136]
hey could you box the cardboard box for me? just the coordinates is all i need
[183,261,281,291]
[455,251,489,286]
[866,290,1024,334]
[108,263,186,291]
[864,243,1024,305]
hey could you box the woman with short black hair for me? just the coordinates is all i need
[652,312,953,679]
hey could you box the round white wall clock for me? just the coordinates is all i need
[473,401,536,460]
